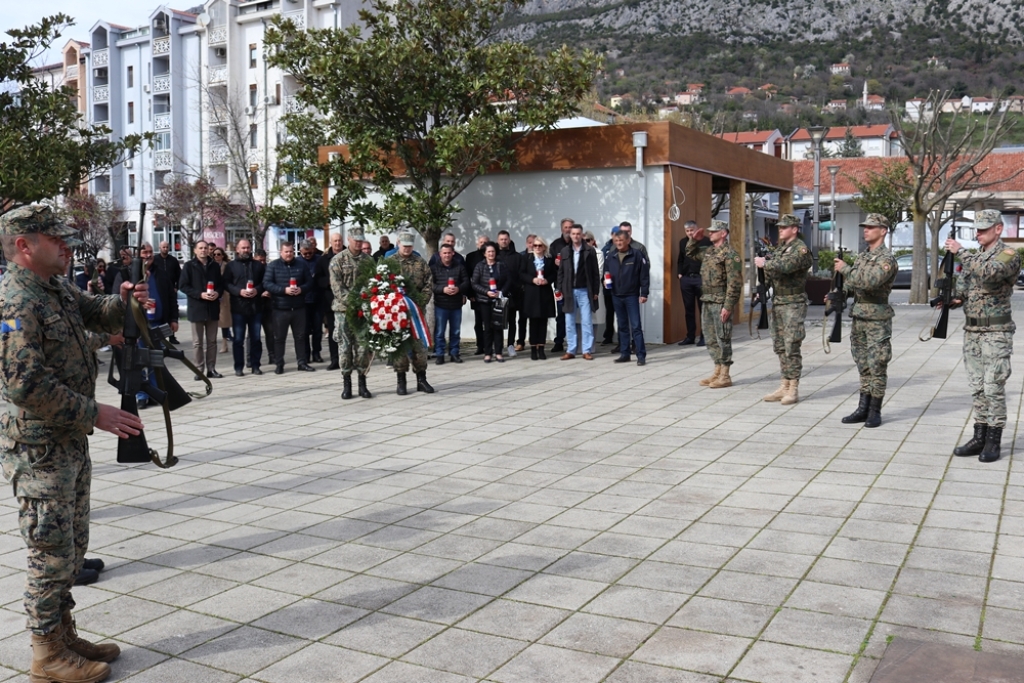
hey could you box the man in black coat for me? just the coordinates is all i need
[262,242,315,374]
[223,238,267,376]
[676,220,710,346]
[548,218,574,353]
[556,224,600,360]
[464,234,490,355]
[178,240,224,378]
[496,230,521,354]
[430,244,470,364]
[315,232,343,370]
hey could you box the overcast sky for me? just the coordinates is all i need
[8,3,168,65]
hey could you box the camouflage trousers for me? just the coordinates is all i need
[393,339,428,374]
[0,435,90,634]
[771,302,807,380]
[333,316,370,377]
[964,330,1013,428]
[851,317,891,398]
[702,302,733,366]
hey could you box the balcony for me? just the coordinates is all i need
[154,113,171,129]
[153,36,170,55]
[154,150,173,170]
[283,10,305,29]
[93,85,109,103]
[209,145,230,164]
[66,64,79,80]
[153,74,171,92]
[285,95,305,113]
[208,25,227,45]
[208,65,227,84]
[92,49,108,67]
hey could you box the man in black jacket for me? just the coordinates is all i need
[430,243,469,364]
[178,240,224,378]
[676,220,709,346]
[315,232,343,370]
[496,230,522,354]
[548,218,574,353]
[223,238,267,376]
[464,234,490,355]
[263,242,314,374]
[298,239,323,363]
[556,224,600,360]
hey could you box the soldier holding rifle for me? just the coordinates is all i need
[944,210,1020,463]
[834,213,897,428]
[756,214,813,405]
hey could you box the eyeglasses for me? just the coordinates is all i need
[533,245,545,250]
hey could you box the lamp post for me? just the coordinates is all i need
[808,126,829,256]
[828,164,840,251]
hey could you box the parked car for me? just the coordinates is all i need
[893,254,931,289]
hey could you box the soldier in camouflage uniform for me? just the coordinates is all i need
[687,219,743,388]
[330,227,373,400]
[946,209,1020,463]
[835,213,897,428]
[393,232,435,395]
[0,205,151,682]
[756,214,814,405]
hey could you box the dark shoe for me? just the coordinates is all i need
[194,374,203,381]
[274,364,284,375]
[495,356,504,363]
[550,344,565,354]
[207,370,223,379]
[436,356,445,366]
[450,355,463,364]
[397,372,408,395]
[980,426,1003,463]
[297,364,316,372]
[416,371,435,393]
[614,356,631,363]
[678,338,695,346]
[531,347,539,360]
[326,362,340,371]
[601,338,613,345]
[484,356,492,363]
[312,354,324,363]
[82,558,104,572]
[637,358,646,366]
[341,376,353,400]
[610,346,621,354]
[235,370,244,377]
[252,368,263,375]
[538,347,547,360]
[358,375,372,399]
[74,568,99,586]
[168,335,180,345]
[474,348,484,355]
[561,353,576,361]
[841,393,871,424]
[954,423,987,457]
[864,395,883,428]
[696,337,706,347]
[583,353,594,360]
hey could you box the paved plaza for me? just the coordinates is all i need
[0,295,1022,682]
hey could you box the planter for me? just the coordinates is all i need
[805,277,831,306]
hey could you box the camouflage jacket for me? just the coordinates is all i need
[396,253,433,305]
[764,238,813,305]
[0,263,125,443]
[330,248,371,314]
[844,244,897,321]
[954,239,1020,333]
[687,239,742,309]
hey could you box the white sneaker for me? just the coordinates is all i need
[507,345,517,358]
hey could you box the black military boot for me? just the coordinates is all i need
[980,426,1003,463]
[841,393,871,424]
[396,372,408,396]
[954,423,987,457]
[864,395,883,428]
[341,375,353,400]
[358,375,372,399]
[416,371,435,394]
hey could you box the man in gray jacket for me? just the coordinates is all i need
[556,224,600,360]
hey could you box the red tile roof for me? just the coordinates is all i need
[727,87,751,95]
[717,131,780,144]
[790,125,895,141]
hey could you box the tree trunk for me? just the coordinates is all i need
[421,227,440,257]
[909,205,929,304]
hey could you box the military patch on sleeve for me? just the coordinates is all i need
[1005,249,1015,255]
[996,250,1016,264]
[0,319,22,333]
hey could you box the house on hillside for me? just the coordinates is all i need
[758,84,777,99]
[675,90,702,106]
[862,94,886,111]
[1000,96,1024,113]
[726,86,751,98]
[787,125,900,159]
[717,130,785,157]
[904,98,934,122]
[825,99,848,113]
[941,96,971,113]
[830,63,851,76]
[972,97,996,113]
[609,94,630,109]
[658,106,680,119]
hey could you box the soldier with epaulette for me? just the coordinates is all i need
[834,213,898,428]
[330,227,373,400]
[757,214,814,405]
[945,209,1021,463]
[393,231,435,395]
[0,205,150,682]
[687,219,743,388]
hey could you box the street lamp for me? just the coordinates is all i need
[808,125,829,254]
[828,164,840,251]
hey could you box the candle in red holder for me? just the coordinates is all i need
[246,279,254,291]
[447,278,455,287]
[604,272,612,289]
[289,277,297,288]
[536,268,543,280]
[555,254,561,266]
[488,278,496,292]
[206,280,214,294]
[554,289,563,302]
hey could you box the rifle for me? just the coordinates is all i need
[921,225,956,341]
[749,238,771,339]
[107,203,211,467]
[823,247,848,353]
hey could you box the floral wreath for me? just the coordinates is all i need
[345,257,429,363]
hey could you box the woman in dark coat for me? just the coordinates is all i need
[471,243,512,362]
[519,236,558,360]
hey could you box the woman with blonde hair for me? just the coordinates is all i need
[519,236,558,360]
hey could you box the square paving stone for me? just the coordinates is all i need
[253,642,388,683]
[75,595,176,637]
[729,640,853,683]
[431,562,532,596]
[543,552,639,583]
[251,598,367,640]
[456,598,569,641]
[583,585,688,624]
[111,657,240,683]
[381,587,492,625]
[313,574,419,610]
[697,571,799,606]
[880,595,982,636]
[632,627,751,676]
[617,561,715,594]
[117,609,238,655]
[668,597,776,638]
[786,581,887,620]
[490,643,619,683]
[188,584,298,623]
[504,574,608,611]
[325,612,445,657]
[761,607,872,654]
[402,627,526,678]
[540,612,656,658]
[180,625,306,676]
[358,661,475,683]
[604,661,719,682]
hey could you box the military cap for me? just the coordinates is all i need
[777,214,801,228]
[858,213,890,229]
[0,204,83,246]
[397,231,416,246]
[973,209,1003,231]
[706,220,729,232]
[347,226,365,241]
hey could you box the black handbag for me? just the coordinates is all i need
[491,295,509,329]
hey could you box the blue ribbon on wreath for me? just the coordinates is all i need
[402,294,431,349]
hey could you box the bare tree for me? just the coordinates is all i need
[890,90,1020,303]
[57,193,126,260]
[150,175,237,252]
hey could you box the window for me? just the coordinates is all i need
[249,165,259,189]
[249,44,257,68]
[275,82,281,106]
[127,66,134,88]
[128,174,136,196]
[127,101,134,124]
[154,131,171,150]
[249,124,258,149]
[249,84,258,108]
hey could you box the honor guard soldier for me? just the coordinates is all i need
[687,219,743,388]
[330,227,374,399]
[393,231,435,395]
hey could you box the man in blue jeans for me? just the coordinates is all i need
[557,224,600,360]
[602,230,650,366]
[430,244,469,364]
[223,238,267,376]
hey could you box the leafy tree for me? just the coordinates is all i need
[836,127,865,157]
[265,0,600,254]
[0,15,147,215]
[851,160,911,239]
[150,175,238,253]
